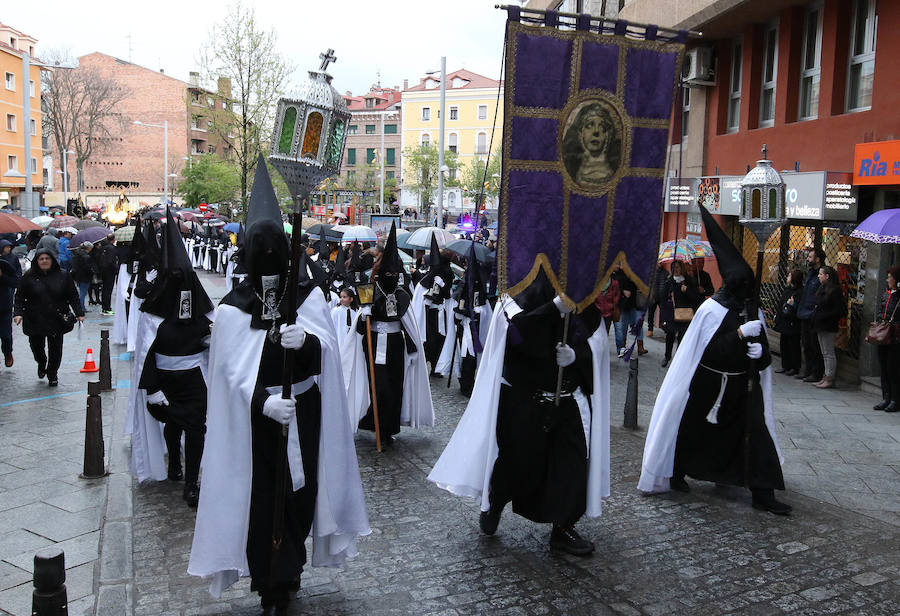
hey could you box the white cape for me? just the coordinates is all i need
[126,310,166,480]
[427,296,611,518]
[189,291,370,598]
[112,263,130,345]
[330,304,357,351]
[638,298,783,493]
[340,308,434,431]
[435,302,493,378]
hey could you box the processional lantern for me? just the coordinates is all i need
[739,144,787,284]
[269,49,351,206]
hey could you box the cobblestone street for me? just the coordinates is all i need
[1,272,900,615]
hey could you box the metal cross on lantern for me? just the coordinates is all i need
[319,48,337,71]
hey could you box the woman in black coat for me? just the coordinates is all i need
[774,268,804,375]
[811,266,845,389]
[13,248,85,386]
[660,260,697,367]
[874,266,900,412]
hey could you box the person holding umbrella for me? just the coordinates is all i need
[13,247,84,386]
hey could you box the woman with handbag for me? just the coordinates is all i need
[12,248,84,386]
[660,260,697,367]
[811,266,845,389]
[872,267,900,411]
[774,269,804,375]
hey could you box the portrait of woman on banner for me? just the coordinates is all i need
[562,100,622,187]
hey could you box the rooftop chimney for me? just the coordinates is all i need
[189,71,199,86]
[403,79,408,90]
[159,68,164,74]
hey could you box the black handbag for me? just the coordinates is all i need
[57,308,77,334]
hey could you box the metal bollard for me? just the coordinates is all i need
[80,381,108,479]
[32,547,67,615]
[623,356,639,429]
[98,330,113,392]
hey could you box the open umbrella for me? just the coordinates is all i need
[850,209,900,243]
[74,219,105,230]
[0,212,42,233]
[657,239,695,263]
[684,237,714,258]
[403,226,456,249]
[30,215,54,228]
[224,222,242,233]
[337,225,378,243]
[114,226,136,242]
[445,239,495,263]
[72,226,110,246]
[306,223,342,241]
[48,215,79,229]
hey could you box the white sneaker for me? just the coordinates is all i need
[617,347,626,358]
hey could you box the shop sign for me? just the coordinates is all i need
[824,172,858,221]
[781,171,858,221]
[853,140,900,185]
[664,178,697,213]
[664,176,743,215]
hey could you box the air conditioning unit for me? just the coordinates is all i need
[682,47,715,86]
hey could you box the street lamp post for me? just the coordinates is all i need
[168,173,178,206]
[61,149,75,207]
[133,120,169,203]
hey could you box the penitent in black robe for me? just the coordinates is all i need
[674,309,785,490]
[489,301,595,526]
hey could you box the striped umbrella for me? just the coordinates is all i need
[657,239,695,262]
[684,237,714,258]
[48,215,79,228]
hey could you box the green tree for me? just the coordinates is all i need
[199,0,292,214]
[402,144,459,213]
[459,149,501,209]
[177,154,241,207]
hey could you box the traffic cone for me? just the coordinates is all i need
[80,348,99,373]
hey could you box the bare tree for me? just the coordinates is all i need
[198,1,292,214]
[41,50,129,191]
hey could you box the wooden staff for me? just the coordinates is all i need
[364,315,383,452]
[554,312,571,407]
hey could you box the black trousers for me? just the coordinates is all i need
[780,333,802,372]
[799,319,823,378]
[163,423,204,484]
[28,334,64,378]
[878,344,900,402]
[664,323,688,359]
[101,270,116,311]
[647,302,659,331]
[0,310,12,357]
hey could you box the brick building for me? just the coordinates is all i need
[340,85,402,207]
[186,71,234,162]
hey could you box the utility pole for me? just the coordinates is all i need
[22,52,33,218]
[436,56,446,228]
[379,111,385,213]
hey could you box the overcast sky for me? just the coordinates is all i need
[4,0,511,95]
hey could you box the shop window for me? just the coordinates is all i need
[847,0,877,112]
[799,2,823,121]
[759,21,778,127]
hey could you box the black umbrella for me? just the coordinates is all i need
[141,209,165,221]
[306,223,343,242]
[73,219,105,230]
[446,239,495,264]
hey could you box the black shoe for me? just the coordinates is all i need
[379,435,395,449]
[183,482,200,508]
[661,357,670,368]
[803,374,821,383]
[670,475,690,492]
[885,402,898,413]
[795,372,809,380]
[479,507,502,535]
[774,368,786,373]
[37,365,46,379]
[47,376,58,387]
[549,525,595,556]
[784,369,797,376]
[752,495,792,516]
[168,467,184,481]
[874,399,891,411]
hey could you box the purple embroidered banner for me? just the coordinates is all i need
[498,18,685,311]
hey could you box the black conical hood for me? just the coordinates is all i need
[163,206,193,276]
[246,154,282,231]
[142,221,160,270]
[428,232,442,267]
[334,245,346,276]
[699,205,756,305]
[318,233,330,259]
[126,222,146,264]
[379,223,404,274]
[348,242,363,271]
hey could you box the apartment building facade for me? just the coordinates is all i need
[340,85,402,203]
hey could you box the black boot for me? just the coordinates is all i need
[37,363,46,379]
[874,398,891,411]
[885,401,898,413]
[549,524,595,556]
[183,481,200,507]
[479,507,502,535]
[751,489,792,516]
[670,474,690,492]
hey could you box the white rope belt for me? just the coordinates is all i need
[698,363,746,425]
[155,352,204,371]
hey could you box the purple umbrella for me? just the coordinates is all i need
[850,208,900,244]
[72,226,111,246]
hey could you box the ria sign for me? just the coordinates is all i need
[854,140,900,185]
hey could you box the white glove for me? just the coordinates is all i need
[433,277,446,288]
[553,295,573,314]
[746,342,763,359]
[360,305,372,317]
[146,390,169,406]
[263,394,295,425]
[279,323,306,350]
[738,320,763,338]
[556,343,576,367]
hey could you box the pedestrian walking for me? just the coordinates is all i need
[796,248,826,382]
[872,266,900,412]
[692,257,715,308]
[95,233,118,315]
[774,269,803,375]
[429,270,611,555]
[612,260,646,357]
[646,262,669,338]
[12,248,84,386]
[71,242,97,312]
[57,229,73,271]
[36,229,59,258]
[660,260,697,367]
[593,273,620,335]
[812,265,845,389]
[640,206,791,515]
[188,162,369,615]
[0,239,21,368]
